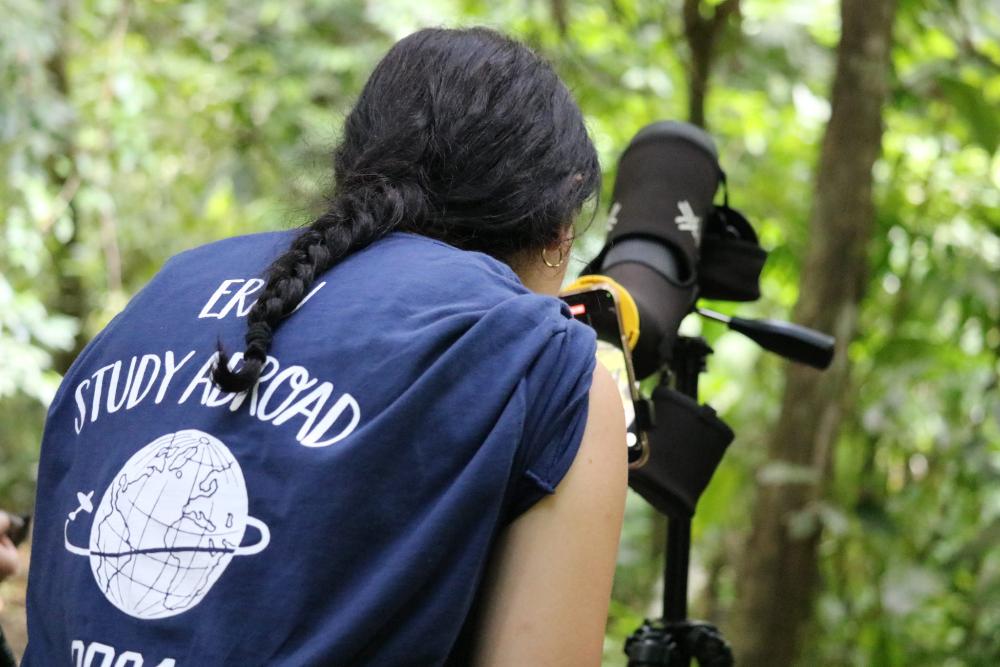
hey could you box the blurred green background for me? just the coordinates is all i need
[1,0,998,664]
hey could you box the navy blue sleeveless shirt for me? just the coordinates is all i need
[23,230,597,666]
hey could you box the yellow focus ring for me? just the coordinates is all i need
[561,274,640,351]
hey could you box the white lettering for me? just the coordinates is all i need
[155,350,196,404]
[178,352,220,405]
[113,652,143,667]
[200,278,327,319]
[245,356,280,415]
[83,642,114,667]
[74,379,91,434]
[197,279,241,319]
[291,280,327,313]
[67,348,360,448]
[229,278,265,317]
[257,366,317,421]
[272,381,334,440]
[303,393,361,447]
[69,641,173,667]
[126,354,161,409]
[105,357,137,414]
[89,363,116,423]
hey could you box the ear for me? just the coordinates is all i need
[546,222,575,252]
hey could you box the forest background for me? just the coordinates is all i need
[1,0,998,665]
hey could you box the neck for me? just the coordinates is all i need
[509,249,567,296]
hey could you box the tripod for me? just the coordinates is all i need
[625,315,835,666]
[625,336,733,667]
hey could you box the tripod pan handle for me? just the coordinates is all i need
[728,317,835,369]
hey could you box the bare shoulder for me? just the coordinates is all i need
[586,359,629,459]
[468,360,628,667]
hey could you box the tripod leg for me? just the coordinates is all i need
[663,516,691,622]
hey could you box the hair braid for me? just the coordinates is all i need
[212,27,599,395]
[213,182,418,392]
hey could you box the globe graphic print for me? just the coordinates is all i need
[86,429,268,619]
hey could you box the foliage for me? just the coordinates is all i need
[1,0,998,664]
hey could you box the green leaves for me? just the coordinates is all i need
[0,0,999,663]
[936,75,1000,154]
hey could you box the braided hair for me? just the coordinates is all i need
[213,27,601,393]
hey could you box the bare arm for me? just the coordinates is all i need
[470,361,628,666]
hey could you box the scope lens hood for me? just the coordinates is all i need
[624,120,719,162]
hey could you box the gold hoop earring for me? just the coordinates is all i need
[541,246,566,268]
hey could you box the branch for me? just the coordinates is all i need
[551,0,568,37]
[681,0,741,128]
[38,175,81,235]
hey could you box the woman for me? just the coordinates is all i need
[0,512,19,667]
[24,27,626,666]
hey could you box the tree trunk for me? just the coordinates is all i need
[550,0,568,36]
[729,0,897,664]
[682,0,740,128]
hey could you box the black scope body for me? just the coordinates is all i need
[584,121,723,378]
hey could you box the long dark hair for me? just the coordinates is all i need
[213,27,601,392]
